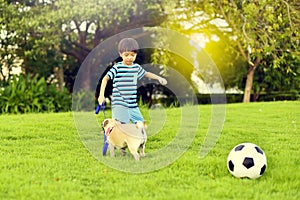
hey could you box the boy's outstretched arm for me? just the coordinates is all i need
[98,76,109,105]
[144,72,167,85]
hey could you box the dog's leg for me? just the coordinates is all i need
[139,143,146,157]
[132,153,140,161]
[121,147,127,156]
[108,143,116,157]
[127,144,140,161]
[135,121,147,158]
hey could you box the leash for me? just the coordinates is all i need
[101,103,109,155]
[95,103,108,156]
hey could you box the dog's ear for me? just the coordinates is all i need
[102,119,110,128]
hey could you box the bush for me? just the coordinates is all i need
[72,90,96,112]
[0,74,71,114]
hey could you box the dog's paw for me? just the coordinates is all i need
[140,152,145,157]
[133,153,140,161]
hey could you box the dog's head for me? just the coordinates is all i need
[102,119,115,129]
[101,119,117,137]
[102,118,122,130]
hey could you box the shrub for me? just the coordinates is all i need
[0,74,71,114]
[72,90,96,112]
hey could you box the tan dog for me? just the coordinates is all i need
[102,119,147,161]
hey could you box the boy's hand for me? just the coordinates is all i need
[159,77,167,86]
[98,96,105,105]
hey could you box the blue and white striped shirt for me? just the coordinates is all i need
[106,62,146,108]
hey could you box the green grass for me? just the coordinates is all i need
[0,101,299,199]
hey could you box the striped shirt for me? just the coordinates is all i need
[106,62,146,108]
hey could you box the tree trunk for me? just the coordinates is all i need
[54,66,65,91]
[243,66,255,103]
[253,91,259,102]
[243,57,261,103]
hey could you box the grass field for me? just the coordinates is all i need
[0,101,299,199]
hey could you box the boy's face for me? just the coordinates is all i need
[119,51,137,66]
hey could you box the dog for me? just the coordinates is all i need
[102,119,147,161]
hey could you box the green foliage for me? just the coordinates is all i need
[1,0,299,102]
[0,0,24,85]
[160,0,299,100]
[216,0,300,99]
[1,0,167,92]
[254,54,300,93]
[72,90,95,111]
[0,102,299,199]
[0,74,71,113]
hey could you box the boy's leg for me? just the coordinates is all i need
[112,106,130,123]
[129,107,144,124]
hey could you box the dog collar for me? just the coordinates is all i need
[105,126,115,136]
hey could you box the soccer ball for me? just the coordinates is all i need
[227,142,267,179]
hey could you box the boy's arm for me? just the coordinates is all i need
[98,76,109,105]
[144,72,167,85]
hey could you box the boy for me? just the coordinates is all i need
[98,38,167,154]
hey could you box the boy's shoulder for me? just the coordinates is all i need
[114,62,141,68]
[114,62,124,66]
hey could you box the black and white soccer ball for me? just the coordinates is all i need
[227,142,267,179]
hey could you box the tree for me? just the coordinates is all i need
[158,0,300,102]
[0,0,24,86]
[1,0,167,91]
[207,0,300,102]
[150,1,243,94]
[0,0,66,86]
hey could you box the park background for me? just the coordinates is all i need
[0,0,299,199]
[1,0,299,112]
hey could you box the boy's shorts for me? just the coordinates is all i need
[112,106,144,124]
